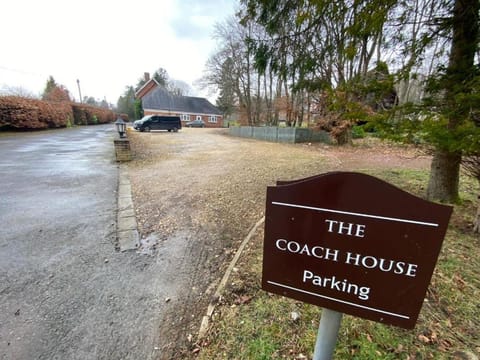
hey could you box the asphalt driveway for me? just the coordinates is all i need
[0,125,171,360]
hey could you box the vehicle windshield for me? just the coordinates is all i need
[136,115,151,123]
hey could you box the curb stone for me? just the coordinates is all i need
[117,164,140,251]
[198,216,265,339]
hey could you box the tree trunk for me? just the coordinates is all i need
[427,149,461,202]
[474,191,480,233]
[426,0,479,202]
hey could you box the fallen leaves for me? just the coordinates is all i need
[233,294,252,305]
[418,334,431,344]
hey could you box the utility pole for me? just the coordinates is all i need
[77,79,82,103]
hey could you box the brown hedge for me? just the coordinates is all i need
[0,96,74,130]
[0,96,115,130]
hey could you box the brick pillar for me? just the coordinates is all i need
[114,138,132,161]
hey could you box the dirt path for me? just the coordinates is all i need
[126,128,431,358]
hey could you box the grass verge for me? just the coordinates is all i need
[191,169,480,360]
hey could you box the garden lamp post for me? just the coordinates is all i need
[114,117,126,138]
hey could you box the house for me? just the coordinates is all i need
[135,74,223,128]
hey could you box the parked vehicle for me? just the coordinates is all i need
[134,115,182,132]
[133,119,143,129]
[185,119,205,128]
[133,116,150,130]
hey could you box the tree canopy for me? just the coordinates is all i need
[116,86,142,120]
[202,0,479,202]
[42,76,70,102]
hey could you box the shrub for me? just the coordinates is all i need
[352,125,366,139]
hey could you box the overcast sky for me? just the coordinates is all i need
[0,0,237,104]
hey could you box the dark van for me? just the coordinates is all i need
[135,115,182,132]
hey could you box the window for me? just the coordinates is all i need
[208,115,217,123]
[196,115,202,121]
[181,114,190,122]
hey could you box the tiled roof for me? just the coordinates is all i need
[142,85,222,116]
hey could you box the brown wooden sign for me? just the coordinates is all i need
[262,172,452,329]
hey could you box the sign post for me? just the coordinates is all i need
[313,309,342,360]
[262,172,452,356]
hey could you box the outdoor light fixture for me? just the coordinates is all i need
[114,117,127,138]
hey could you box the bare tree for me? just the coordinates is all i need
[0,85,38,99]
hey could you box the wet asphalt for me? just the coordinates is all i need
[0,125,169,359]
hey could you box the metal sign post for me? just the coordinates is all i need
[313,309,343,360]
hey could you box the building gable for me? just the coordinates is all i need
[135,78,161,99]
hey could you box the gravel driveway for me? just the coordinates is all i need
[126,127,431,358]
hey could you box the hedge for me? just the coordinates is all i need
[0,96,73,130]
[0,96,115,130]
[71,103,115,125]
